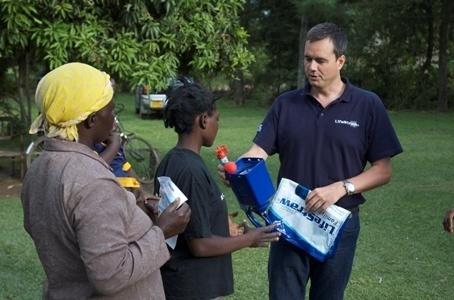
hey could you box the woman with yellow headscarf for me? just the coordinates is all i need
[21,62,190,300]
[29,62,114,141]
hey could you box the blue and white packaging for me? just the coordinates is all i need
[266,178,351,262]
[157,176,188,249]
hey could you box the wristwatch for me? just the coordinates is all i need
[343,180,355,196]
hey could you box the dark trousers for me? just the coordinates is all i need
[268,212,360,300]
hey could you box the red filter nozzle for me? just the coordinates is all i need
[215,144,237,174]
[215,144,229,159]
[224,161,237,174]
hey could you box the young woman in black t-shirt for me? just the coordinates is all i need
[155,82,280,300]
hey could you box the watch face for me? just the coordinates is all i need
[344,181,355,194]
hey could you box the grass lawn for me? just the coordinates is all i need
[1,93,453,299]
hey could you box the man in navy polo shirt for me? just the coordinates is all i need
[233,22,402,299]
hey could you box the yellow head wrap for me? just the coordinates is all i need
[29,62,114,141]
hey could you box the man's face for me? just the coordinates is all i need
[94,100,115,143]
[202,108,220,147]
[304,38,345,90]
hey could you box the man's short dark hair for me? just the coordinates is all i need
[306,22,347,58]
[164,82,216,134]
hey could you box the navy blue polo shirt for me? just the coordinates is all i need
[253,79,403,208]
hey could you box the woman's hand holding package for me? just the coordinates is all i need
[156,200,191,239]
[144,194,160,223]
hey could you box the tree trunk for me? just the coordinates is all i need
[421,0,434,73]
[437,0,452,112]
[232,70,245,105]
[0,59,8,97]
[25,52,32,126]
[297,15,308,89]
[17,51,33,129]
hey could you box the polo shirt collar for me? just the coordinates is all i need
[301,77,352,103]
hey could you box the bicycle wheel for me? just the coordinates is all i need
[25,136,46,169]
[124,136,160,184]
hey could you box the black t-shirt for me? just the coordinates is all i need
[154,147,233,300]
[254,79,403,208]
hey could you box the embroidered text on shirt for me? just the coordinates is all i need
[334,119,359,128]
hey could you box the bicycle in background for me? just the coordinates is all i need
[114,103,160,184]
[25,131,45,169]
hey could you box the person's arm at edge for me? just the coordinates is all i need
[187,223,280,257]
[305,157,393,212]
[348,157,393,194]
[99,132,121,165]
[443,208,454,233]
[240,143,269,160]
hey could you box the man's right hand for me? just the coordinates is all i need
[217,143,269,187]
[157,201,191,239]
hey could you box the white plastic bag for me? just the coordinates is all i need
[266,178,351,262]
[157,176,188,249]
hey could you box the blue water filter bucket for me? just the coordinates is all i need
[226,157,275,227]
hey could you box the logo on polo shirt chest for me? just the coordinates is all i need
[334,119,360,128]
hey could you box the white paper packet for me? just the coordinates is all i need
[157,176,188,249]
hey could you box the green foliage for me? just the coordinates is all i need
[0,0,38,51]
[238,0,453,110]
[342,0,451,109]
[240,0,352,103]
[0,0,254,129]
[29,0,251,86]
[241,0,300,96]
